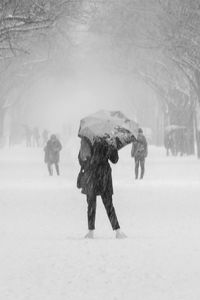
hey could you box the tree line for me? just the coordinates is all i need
[1,0,200,156]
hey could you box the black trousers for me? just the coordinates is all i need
[135,157,145,179]
[47,163,60,176]
[86,194,120,230]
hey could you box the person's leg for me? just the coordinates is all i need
[101,194,120,230]
[55,163,60,175]
[86,194,97,231]
[140,158,145,179]
[47,163,53,176]
[101,194,126,238]
[135,158,139,179]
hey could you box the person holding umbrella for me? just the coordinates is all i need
[77,110,137,239]
[78,135,127,239]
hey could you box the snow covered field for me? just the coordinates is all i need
[1,144,200,300]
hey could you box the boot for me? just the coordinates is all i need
[84,230,94,239]
[115,229,127,239]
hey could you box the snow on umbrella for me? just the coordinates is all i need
[78,110,137,150]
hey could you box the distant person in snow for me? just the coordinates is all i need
[44,134,62,176]
[42,129,49,146]
[164,131,173,156]
[131,128,148,180]
[33,127,40,147]
[77,136,126,239]
[23,125,32,147]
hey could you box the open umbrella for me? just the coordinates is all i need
[78,110,138,150]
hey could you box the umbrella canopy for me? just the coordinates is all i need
[78,110,137,150]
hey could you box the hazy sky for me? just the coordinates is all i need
[19,11,158,136]
[23,69,156,135]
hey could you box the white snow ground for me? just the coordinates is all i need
[1,144,200,300]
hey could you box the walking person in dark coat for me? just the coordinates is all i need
[77,136,126,239]
[44,134,62,176]
[131,128,148,180]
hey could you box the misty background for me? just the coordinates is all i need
[2,0,193,151]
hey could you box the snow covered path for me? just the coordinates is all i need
[1,146,200,300]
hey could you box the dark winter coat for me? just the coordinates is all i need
[131,134,148,160]
[44,138,62,164]
[78,139,118,197]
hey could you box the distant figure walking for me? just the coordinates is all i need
[33,127,40,147]
[44,134,62,176]
[42,129,49,146]
[131,128,148,180]
[164,131,173,156]
[23,125,32,147]
[77,136,126,239]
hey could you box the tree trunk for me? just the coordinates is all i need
[194,103,200,158]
